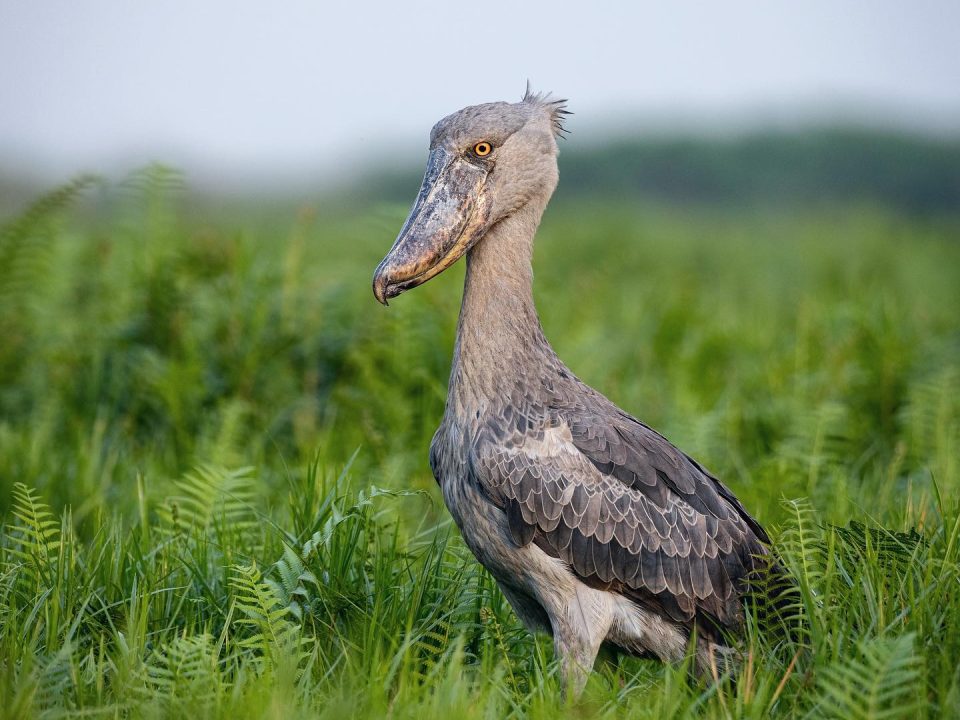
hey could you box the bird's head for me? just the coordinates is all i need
[372,87,569,305]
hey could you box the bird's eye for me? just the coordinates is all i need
[473,141,493,157]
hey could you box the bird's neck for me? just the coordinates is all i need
[449,198,554,411]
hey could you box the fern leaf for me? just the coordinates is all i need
[230,562,306,669]
[0,174,98,302]
[7,484,61,591]
[815,634,924,720]
[158,465,258,540]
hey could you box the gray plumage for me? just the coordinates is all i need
[373,89,781,694]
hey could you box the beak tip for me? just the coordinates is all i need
[372,272,390,306]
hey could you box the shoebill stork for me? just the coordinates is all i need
[372,89,782,694]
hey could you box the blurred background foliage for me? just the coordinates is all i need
[1,129,957,529]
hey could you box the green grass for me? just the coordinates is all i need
[1,166,959,718]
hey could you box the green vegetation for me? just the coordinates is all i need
[1,163,959,718]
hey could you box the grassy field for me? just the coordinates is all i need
[1,165,959,718]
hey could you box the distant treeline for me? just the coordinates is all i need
[369,127,960,214]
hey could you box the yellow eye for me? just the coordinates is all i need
[473,141,492,157]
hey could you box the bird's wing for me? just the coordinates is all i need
[471,402,770,630]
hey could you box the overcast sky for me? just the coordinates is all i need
[1,1,958,186]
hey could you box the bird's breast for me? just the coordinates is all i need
[431,419,476,522]
[432,418,575,602]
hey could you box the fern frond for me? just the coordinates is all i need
[139,633,220,712]
[119,163,184,200]
[0,174,98,303]
[833,520,926,569]
[410,619,452,680]
[815,633,924,720]
[778,499,823,582]
[900,365,959,473]
[7,484,62,591]
[265,543,319,623]
[158,465,258,540]
[230,562,306,669]
[5,641,76,717]
[779,402,853,489]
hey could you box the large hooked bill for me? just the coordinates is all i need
[372,147,490,305]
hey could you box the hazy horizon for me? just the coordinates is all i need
[2,1,958,189]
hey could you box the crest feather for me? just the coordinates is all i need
[521,81,571,139]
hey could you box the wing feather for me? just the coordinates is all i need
[471,399,776,633]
